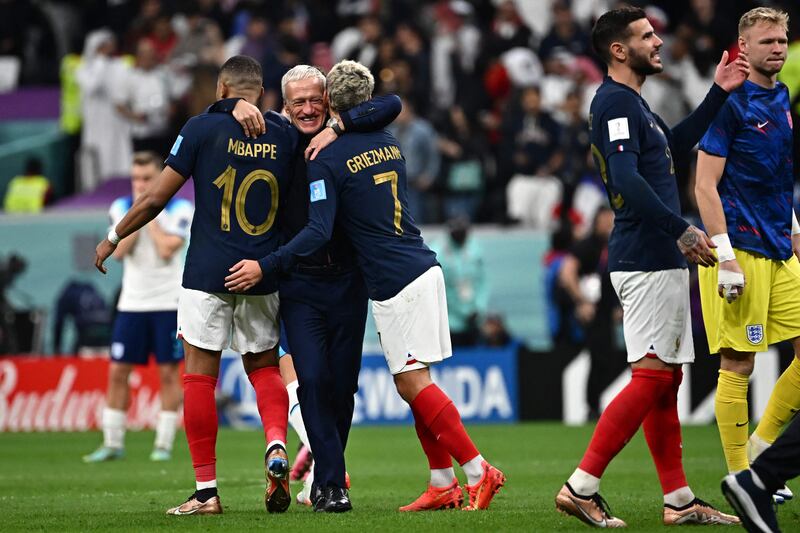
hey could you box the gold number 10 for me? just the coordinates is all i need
[213,165,279,236]
[373,171,403,235]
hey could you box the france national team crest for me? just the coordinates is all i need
[309,179,327,202]
[746,324,764,345]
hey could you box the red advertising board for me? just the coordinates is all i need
[0,357,177,432]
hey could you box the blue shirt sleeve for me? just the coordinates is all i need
[164,119,200,179]
[597,92,642,159]
[258,159,338,274]
[340,94,402,132]
[671,83,729,154]
[698,96,741,158]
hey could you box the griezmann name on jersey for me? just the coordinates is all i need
[165,109,298,295]
[589,77,685,272]
[699,80,794,260]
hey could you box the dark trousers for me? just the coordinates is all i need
[279,268,368,489]
[751,413,800,492]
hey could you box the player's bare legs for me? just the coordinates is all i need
[394,367,504,511]
[83,362,133,462]
[152,362,181,461]
[242,347,291,513]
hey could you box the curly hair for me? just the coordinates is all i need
[326,60,374,112]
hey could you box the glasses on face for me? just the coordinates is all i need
[289,97,324,110]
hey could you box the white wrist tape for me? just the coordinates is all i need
[718,268,745,303]
[107,229,121,245]
[711,233,736,262]
[792,211,800,236]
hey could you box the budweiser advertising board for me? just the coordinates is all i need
[0,357,179,432]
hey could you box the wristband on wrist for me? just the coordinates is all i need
[107,229,121,245]
[711,233,735,262]
[792,211,800,236]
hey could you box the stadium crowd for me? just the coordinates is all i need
[3,0,798,230]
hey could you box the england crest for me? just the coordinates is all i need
[746,324,764,345]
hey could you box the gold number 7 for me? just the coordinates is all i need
[373,170,403,235]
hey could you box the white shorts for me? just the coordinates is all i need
[610,268,694,364]
[177,287,280,354]
[372,266,453,375]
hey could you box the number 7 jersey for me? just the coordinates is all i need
[166,108,298,295]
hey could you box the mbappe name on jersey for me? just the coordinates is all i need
[346,145,402,174]
[227,138,278,159]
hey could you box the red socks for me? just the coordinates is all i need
[413,416,453,470]
[643,368,688,494]
[578,368,673,478]
[248,366,288,445]
[183,373,218,482]
[411,384,479,466]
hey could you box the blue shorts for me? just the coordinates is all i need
[110,310,183,365]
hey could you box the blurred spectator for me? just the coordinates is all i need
[228,15,274,67]
[53,279,112,354]
[144,12,178,63]
[123,0,164,54]
[543,223,582,350]
[680,0,737,75]
[431,0,482,114]
[388,100,440,225]
[558,89,591,209]
[170,7,226,68]
[480,313,512,347]
[484,0,533,58]
[438,106,488,221]
[331,14,381,68]
[3,158,52,214]
[431,218,489,347]
[557,206,618,417]
[0,0,58,84]
[538,1,592,63]
[114,39,175,155]
[504,86,563,229]
[76,29,133,187]
[395,22,431,116]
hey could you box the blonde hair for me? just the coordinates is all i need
[281,65,326,100]
[132,151,163,170]
[326,60,374,112]
[738,7,789,35]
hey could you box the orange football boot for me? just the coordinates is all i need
[463,461,506,511]
[399,479,464,511]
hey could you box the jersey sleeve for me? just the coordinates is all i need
[158,198,194,239]
[340,94,402,132]
[164,118,202,179]
[108,197,128,228]
[698,98,741,158]
[259,159,338,274]
[597,92,642,159]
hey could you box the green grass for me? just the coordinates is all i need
[1,423,798,531]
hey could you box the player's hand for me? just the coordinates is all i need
[305,126,340,161]
[718,258,745,303]
[95,239,116,274]
[224,259,263,293]
[233,100,265,139]
[713,50,750,93]
[677,225,717,267]
[576,301,596,325]
[792,233,800,263]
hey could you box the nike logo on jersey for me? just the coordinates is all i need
[735,421,748,427]
[755,120,769,131]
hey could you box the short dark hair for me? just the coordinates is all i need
[25,157,43,175]
[219,55,263,91]
[591,6,647,64]
[132,151,164,170]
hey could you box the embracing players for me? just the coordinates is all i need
[695,7,799,504]
[554,6,748,527]
[95,55,295,515]
[225,60,506,512]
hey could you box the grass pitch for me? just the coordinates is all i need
[2,423,798,531]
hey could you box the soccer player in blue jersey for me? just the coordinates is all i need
[94,55,296,516]
[553,6,748,528]
[218,65,401,513]
[695,7,800,503]
[225,60,506,512]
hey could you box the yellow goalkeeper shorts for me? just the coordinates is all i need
[698,248,800,353]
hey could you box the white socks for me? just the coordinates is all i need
[430,467,456,488]
[102,408,126,449]
[664,486,695,507]
[462,455,485,486]
[196,479,217,490]
[286,380,310,449]
[568,468,601,496]
[748,433,771,463]
[154,411,178,451]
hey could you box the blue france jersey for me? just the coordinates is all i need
[165,109,297,294]
[265,130,438,301]
[698,81,794,260]
[590,78,685,272]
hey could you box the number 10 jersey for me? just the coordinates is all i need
[166,108,298,295]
